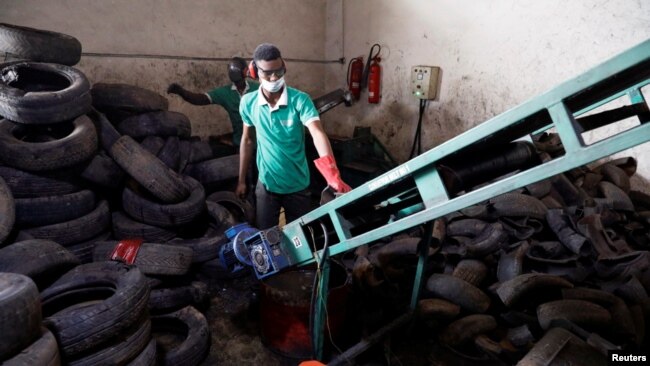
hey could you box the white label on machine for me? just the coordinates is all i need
[292,236,302,248]
[368,166,410,192]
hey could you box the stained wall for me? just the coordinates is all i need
[3,0,650,186]
[322,0,650,186]
[1,0,328,137]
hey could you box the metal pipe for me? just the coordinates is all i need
[80,52,345,64]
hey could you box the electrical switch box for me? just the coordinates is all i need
[411,66,440,100]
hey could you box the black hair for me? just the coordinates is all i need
[253,43,282,62]
[229,57,247,71]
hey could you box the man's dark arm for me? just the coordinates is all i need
[167,83,210,105]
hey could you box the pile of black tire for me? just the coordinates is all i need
[0,23,251,365]
[349,139,650,364]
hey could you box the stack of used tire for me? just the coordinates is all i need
[0,23,108,265]
[79,50,255,289]
[91,81,241,193]
[349,138,650,364]
[0,22,253,365]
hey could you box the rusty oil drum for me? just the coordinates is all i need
[259,262,350,359]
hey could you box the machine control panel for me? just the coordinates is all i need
[411,65,440,100]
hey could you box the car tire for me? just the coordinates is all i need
[0,23,81,65]
[0,62,91,124]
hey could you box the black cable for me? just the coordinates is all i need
[420,99,427,155]
[81,52,345,64]
[308,222,331,359]
[418,100,423,155]
[409,99,427,159]
[346,58,354,86]
[360,43,381,89]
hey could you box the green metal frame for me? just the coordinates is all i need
[283,40,650,362]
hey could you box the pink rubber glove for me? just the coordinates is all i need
[314,155,352,193]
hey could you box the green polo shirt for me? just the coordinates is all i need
[206,80,259,146]
[240,86,320,194]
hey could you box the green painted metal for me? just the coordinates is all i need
[414,166,448,207]
[549,101,584,151]
[299,39,650,361]
[628,88,647,105]
[574,79,650,116]
[287,39,650,266]
[533,81,650,136]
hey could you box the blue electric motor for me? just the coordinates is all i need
[218,223,258,277]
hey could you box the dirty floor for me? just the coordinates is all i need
[198,272,434,366]
[201,274,290,365]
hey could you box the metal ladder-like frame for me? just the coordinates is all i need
[280,39,650,362]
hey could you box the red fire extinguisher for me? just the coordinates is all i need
[361,44,382,104]
[347,57,363,100]
[368,56,381,104]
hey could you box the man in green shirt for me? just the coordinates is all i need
[167,57,259,146]
[236,43,351,229]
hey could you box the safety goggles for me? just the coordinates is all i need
[257,65,286,78]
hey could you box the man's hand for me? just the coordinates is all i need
[235,181,248,199]
[167,83,183,95]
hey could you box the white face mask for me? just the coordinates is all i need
[261,76,285,93]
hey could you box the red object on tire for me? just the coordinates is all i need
[111,239,144,265]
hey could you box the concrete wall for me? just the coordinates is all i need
[3,0,650,186]
[1,0,328,138]
[322,0,650,188]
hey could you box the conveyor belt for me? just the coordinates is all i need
[275,39,650,361]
